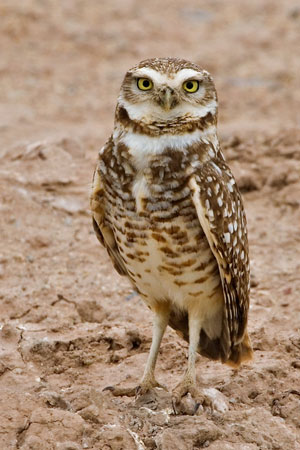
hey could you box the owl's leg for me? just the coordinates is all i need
[104,303,170,397]
[172,315,208,412]
[137,303,170,394]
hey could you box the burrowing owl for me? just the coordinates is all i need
[91,57,253,405]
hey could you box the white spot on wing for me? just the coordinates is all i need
[224,232,230,243]
[211,161,222,175]
[208,148,215,158]
[227,182,233,192]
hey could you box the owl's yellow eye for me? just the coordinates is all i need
[183,80,199,93]
[137,78,153,91]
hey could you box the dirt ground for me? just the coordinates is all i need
[0,1,300,449]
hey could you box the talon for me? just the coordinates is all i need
[193,402,201,415]
[156,382,168,391]
[103,386,114,392]
[135,385,142,399]
[172,399,178,415]
[102,385,136,397]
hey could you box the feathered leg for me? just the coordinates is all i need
[105,302,170,397]
[173,315,202,404]
[138,303,170,394]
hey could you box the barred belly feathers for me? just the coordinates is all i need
[91,58,253,403]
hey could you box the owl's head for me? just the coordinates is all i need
[116,58,218,133]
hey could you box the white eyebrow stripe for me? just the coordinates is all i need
[132,68,172,85]
[131,67,203,88]
[172,69,203,83]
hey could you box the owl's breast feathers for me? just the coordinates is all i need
[91,136,252,366]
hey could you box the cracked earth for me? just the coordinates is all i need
[0,0,300,449]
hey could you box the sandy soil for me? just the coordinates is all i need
[0,1,300,449]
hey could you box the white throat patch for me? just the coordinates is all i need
[116,126,217,171]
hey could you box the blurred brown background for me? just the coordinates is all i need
[1,0,300,148]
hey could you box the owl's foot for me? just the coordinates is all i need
[172,377,211,415]
[136,377,167,396]
[104,377,167,398]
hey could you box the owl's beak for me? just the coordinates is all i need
[158,87,179,111]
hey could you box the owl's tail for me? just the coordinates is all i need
[168,310,253,367]
[196,328,253,367]
[224,331,253,368]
